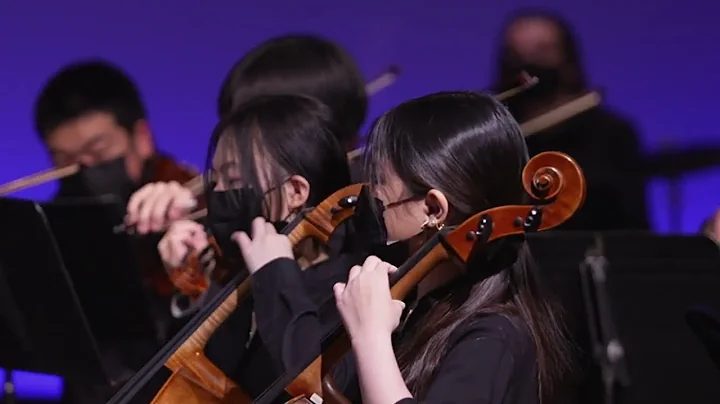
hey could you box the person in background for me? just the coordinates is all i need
[218,34,369,181]
[36,61,199,404]
[493,10,650,231]
[34,60,179,203]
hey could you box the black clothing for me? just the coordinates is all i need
[204,253,363,399]
[524,106,649,231]
[252,257,539,404]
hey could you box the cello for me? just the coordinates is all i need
[252,151,587,404]
[107,183,365,404]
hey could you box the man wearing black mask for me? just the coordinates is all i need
[34,61,187,404]
[34,60,160,203]
[494,10,650,231]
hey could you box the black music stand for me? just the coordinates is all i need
[578,235,630,404]
[0,197,108,386]
[527,231,720,404]
[40,196,158,351]
[0,197,159,394]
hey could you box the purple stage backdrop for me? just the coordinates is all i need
[1,0,719,399]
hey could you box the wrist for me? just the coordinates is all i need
[350,329,393,352]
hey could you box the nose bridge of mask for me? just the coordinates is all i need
[58,155,135,200]
[81,156,128,186]
[208,187,264,223]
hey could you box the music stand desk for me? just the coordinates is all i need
[528,231,720,404]
[0,197,107,384]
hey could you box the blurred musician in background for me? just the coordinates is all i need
[493,10,650,231]
[33,61,193,403]
[217,34,369,180]
[34,60,174,203]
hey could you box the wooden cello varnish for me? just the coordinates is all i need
[149,184,364,403]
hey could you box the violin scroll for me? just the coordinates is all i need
[445,151,586,262]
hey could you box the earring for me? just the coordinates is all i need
[422,216,442,230]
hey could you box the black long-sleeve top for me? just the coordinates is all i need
[199,220,407,400]
[202,252,363,400]
[251,257,539,404]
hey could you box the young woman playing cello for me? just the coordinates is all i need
[125,93,367,398]
[236,91,574,403]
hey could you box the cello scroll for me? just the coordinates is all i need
[449,151,586,261]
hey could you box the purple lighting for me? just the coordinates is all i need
[0,368,64,401]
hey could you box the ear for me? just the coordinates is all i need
[284,175,311,212]
[423,189,449,226]
[131,119,155,158]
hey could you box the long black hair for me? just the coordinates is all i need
[217,35,367,150]
[364,91,573,402]
[206,94,351,218]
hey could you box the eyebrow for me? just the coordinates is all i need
[51,135,105,157]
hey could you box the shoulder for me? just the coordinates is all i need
[424,313,538,402]
[448,313,535,360]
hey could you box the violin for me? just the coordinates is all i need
[106,184,365,404]
[132,154,207,298]
[252,151,587,404]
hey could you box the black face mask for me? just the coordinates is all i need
[351,185,427,246]
[206,188,289,264]
[55,156,142,204]
[516,63,562,100]
[351,185,426,267]
[351,185,388,250]
[505,53,563,100]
